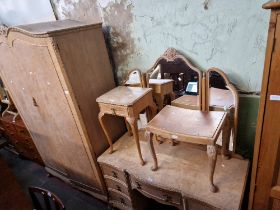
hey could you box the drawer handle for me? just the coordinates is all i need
[163,194,172,203]
[32,97,39,107]
[135,181,141,189]
[116,185,122,192]
[120,198,125,205]
[112,171,118,178]
[111,108,117,115]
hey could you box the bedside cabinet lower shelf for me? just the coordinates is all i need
[0,114,43,165]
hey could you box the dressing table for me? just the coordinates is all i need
[97,49,244,209]
[98,131,249,210]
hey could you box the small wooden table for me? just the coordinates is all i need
[148,79,175,110]
[145,105,229,192]
[97,86,157,165]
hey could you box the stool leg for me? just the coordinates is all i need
[125,120,133,136]
[145,131,158,171]
[126,116,145,165]
[170,92,176,101]
[207,145,218,192]
[98,112,113,154]
[222,116,231,160]
[147,103,157,122]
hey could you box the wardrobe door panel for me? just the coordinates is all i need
[0,39,67,173]
[6,38,98,187]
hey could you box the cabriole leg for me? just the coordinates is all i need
[207,145,218,192]
[222,116,231,160]
[126,116,145,165]
[145,131,158,171]
[98,112,114,154]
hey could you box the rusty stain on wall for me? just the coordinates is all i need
[52,0,136,83]
[99,0,135,83]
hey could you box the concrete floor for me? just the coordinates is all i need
[0,148,107,210]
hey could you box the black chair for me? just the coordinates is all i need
[28,186,65,210]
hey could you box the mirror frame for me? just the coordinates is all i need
[206,67,239,152]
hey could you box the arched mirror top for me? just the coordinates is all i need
[150,48,202,78]
[147,48,203,97]
[206,67,239,152]
[123,69,145,87]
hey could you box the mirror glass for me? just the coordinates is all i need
[124,70,142,87]
[153,58,199,97]
[208,71,234,109]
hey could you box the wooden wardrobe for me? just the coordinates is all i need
[249,2,280,209]
[0,20,125,200]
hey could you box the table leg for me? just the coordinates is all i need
[169,92,176,101]
[222,116,231,160]
[145,131,158,171]
[147,103,157,122]
[154,94,165,111]
[98,112,113,154]
[126,116,145,165]
[207,145,218,193]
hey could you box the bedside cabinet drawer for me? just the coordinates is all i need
[101,164,127,183]
[15,126,30,138]
[2,121,16,132]
[99,103,128,117]
[130,175,182,208]
[108,189,132,210]
[105,176,129,195]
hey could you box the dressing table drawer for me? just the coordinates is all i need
[105,176,129,195]
[100,163,127,183]
[108,189,132,210]
[130,175,182,208]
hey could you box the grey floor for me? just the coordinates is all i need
[0,148,107,210]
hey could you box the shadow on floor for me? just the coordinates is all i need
[0,149,107,210]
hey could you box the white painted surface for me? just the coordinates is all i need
[49,0,271,92]
[129,0,270,92]
[0,0,56,26]
[270,95,280,101]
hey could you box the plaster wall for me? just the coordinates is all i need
[0,0,55,26]
[52,0,270,92]
[50,0,269,157]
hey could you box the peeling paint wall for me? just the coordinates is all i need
[52,0,269,92]
[0,0,55,26]
[52,0,101,22]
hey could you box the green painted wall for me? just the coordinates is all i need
[236,95,260,159]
